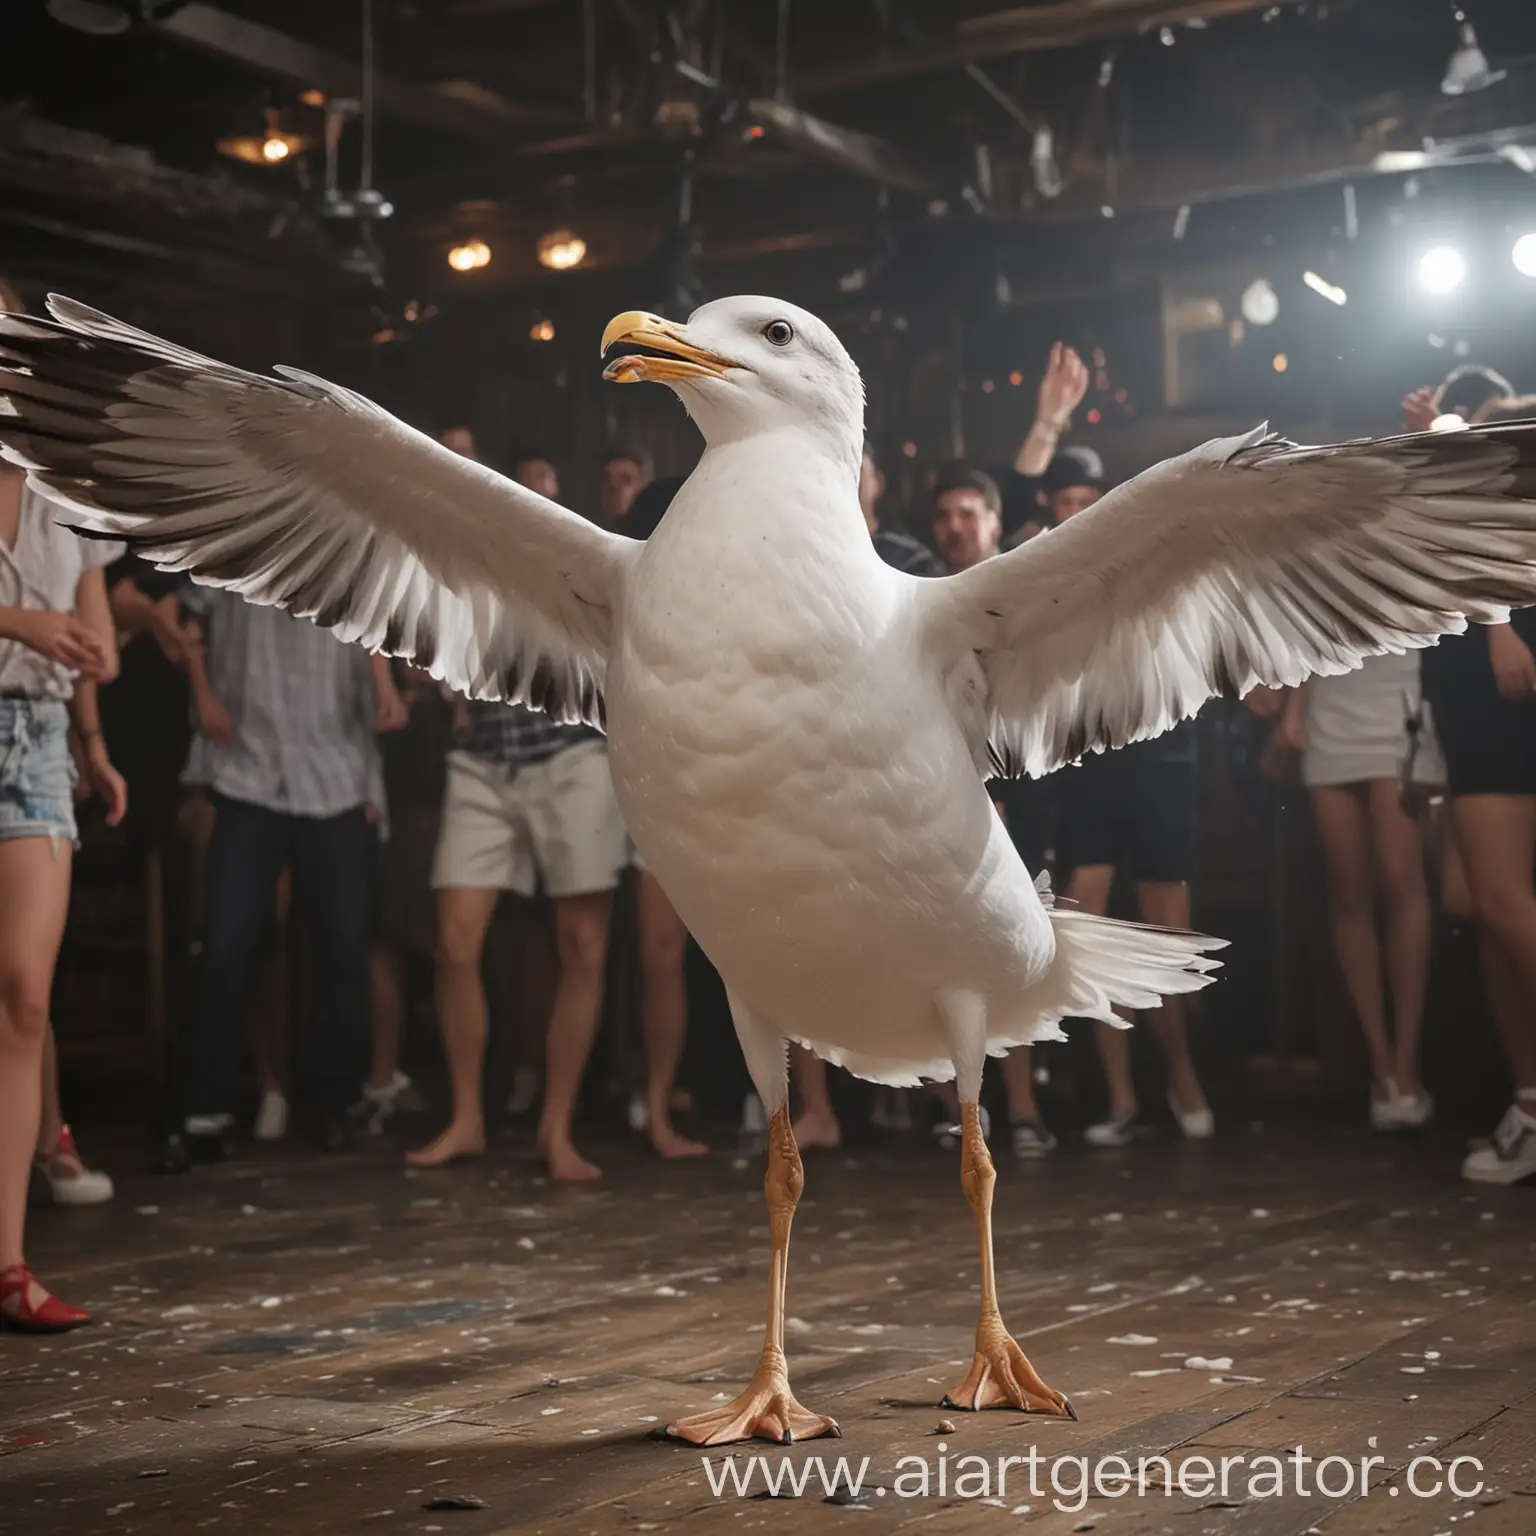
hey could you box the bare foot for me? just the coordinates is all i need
[542,1138,602,1181]
[791,1108,841,1151]
[405,1121,485,1168]
[649,1120,709,1159]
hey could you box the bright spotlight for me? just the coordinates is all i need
[1302,270,1347,306]
[1513,233,1536,278]
[1240,278,1279,326]
[1418,245,1466,294]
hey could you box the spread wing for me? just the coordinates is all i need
[0,296,639,726]
[920,422,1536,778]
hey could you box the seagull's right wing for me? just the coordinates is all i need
[920,421,1536,778]
[0,297,637,726]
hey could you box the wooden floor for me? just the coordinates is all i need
[3,1124,1533,1536]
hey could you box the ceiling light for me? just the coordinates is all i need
[536,229,586,271]
[447,239,491,272]
[300,88,327,108]
[1513,233,1536,278]
[529,318,555,342]
[1441,22,1505,96]
[218,108,307,168]
[1030,127,1062,199]
[1240,278,1279,326]
[1302,270,1347,306]
[1417,245,1466,294]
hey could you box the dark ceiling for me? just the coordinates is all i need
[4,1,1536,349]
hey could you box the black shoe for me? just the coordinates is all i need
[315,1112,355,1155]
[155,1129,234,1173]
[152,1133,191,1176]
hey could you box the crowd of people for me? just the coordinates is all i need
[2,279,1534,1335]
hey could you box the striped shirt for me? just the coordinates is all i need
[0,486,123,699]
[183,589,384,819]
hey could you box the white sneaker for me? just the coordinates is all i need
[35,1127,114,1206]
[253,1089,288,1142]
[1168,1093,1215,1141]
[740,1093,767,1136]
[1010,1118,1057,1159]
[362,1071,414,1133]
[1462,1102,1536,1185]
[1373,1082,1434,1131]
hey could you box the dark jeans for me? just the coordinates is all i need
[181,794,373,1123]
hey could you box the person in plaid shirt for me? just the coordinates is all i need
[409,431,626,1180]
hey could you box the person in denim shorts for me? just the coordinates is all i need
[0,455,126,1334]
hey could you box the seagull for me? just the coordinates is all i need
[3,295,1536,1445]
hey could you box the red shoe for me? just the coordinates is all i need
[0,1263,92,1333]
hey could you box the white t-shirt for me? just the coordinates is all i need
[0,485,124,699]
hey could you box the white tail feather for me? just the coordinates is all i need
[1035,904,1225,1031]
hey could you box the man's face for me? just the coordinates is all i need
[440,426,476,460]
[857,452,885,533]
[1047,483,1102,524]
[516,458,559,500]
[931,488,1000,571]
[599,456,646,522]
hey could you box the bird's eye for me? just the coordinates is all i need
[763,319,794,347]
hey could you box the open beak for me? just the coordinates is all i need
[600,311,734,384]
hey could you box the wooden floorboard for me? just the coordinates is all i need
[2,1126,1532,1535]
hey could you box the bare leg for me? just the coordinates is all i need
[1310,785,1395,1096]
[536,890,613,1181]
[1453,796,1536,1090]
[999,1048,1036,1119]
[37,1024,63,1156]
[1135,881,1210,1117]
[790,1044,841,1149]
[407,886,498,1167]
[666,995,837,1445]
[0,838,75,1316]
[636,872,705,1157]
[940,992,1074,1417]
[367,941,405,1095]
[1367,781,1430,1096]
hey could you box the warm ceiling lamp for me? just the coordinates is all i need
[299,88,326,108]
[447,239,491,272]
[217,108,306,168]
[529,318,556,342]
[536,229,587,271]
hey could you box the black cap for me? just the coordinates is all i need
[1042,446,1106,494]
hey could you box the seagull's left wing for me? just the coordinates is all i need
[0,297,636,726]
[920,422,1536,778]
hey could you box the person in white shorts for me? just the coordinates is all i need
[409,436,626,1180]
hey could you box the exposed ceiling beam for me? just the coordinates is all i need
[744,100,939,192]
[151,2,571,141]
[801,0,1280,93]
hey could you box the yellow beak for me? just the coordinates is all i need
[600,310,733,384]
